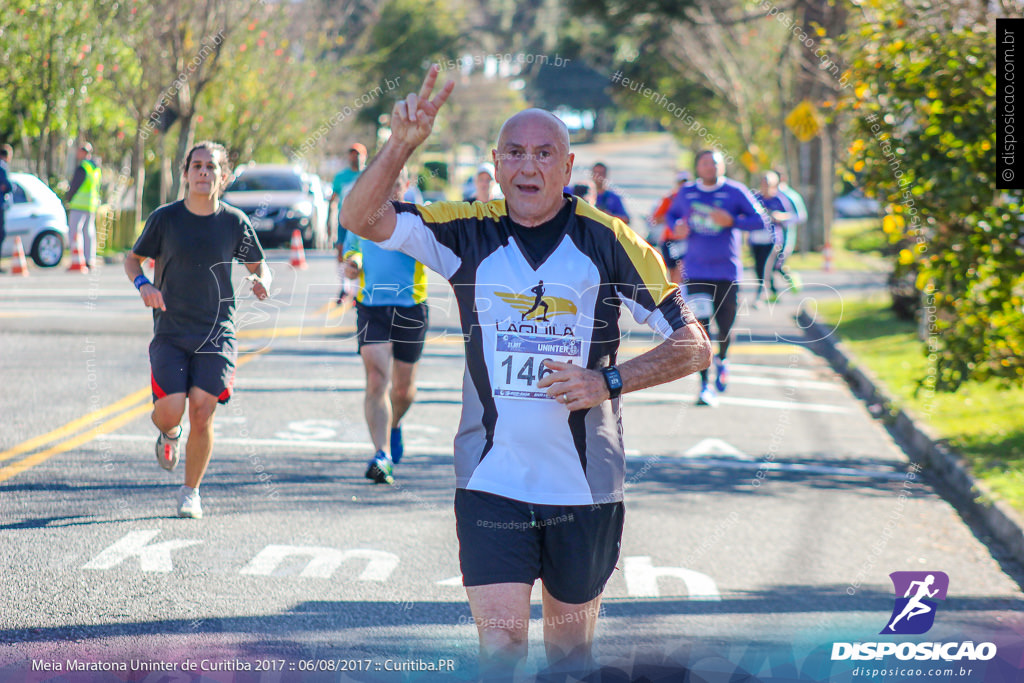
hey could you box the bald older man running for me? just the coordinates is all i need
[342,65,711,678]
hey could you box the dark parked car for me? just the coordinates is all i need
[222,165,329,249]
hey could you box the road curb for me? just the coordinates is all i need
[797,308,1024,567]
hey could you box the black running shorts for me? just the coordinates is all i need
[355,301,429,364]
[150,334,237,404]
[454,488,624,605]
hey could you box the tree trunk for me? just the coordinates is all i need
[792,0,846,252]
[160,131,172,206]
[133,115,147,237]
[170,112,195,201]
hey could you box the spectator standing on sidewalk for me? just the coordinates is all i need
[339,168,429,485]
[66,143,102,268]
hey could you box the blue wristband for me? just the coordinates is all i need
[133,274,151,290]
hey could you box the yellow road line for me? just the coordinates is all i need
[0,387,151,463]
[0,403,152,484]
[0,348,266,481]
[308,300,353,319]
[236,325,356,340]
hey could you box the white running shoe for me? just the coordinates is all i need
[155,427,182,471]
[177,486,203,519]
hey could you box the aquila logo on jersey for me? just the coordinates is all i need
[881,571,948,635]
[494,281,578,322]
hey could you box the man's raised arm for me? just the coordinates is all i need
[340,65,454,243]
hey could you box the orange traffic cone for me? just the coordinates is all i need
[67,230,89,273]
[290,229,308,269]
[10,236,29,276]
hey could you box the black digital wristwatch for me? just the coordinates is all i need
[601,366,623,400]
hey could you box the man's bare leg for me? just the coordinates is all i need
[466,582,533,680]
[541,585,602,673]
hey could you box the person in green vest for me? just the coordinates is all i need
[66,142,102,268]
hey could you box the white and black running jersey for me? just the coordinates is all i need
[380,195,697,505]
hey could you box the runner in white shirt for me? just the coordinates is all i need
[340,66,712,678]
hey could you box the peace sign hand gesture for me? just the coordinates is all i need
[390,64,455,150]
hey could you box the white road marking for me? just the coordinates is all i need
[238,375,841,393]
[83,530,202,573]
[101,432,639,458]
[238,378,462,390]
[724,363,823,378]
[724,375,842,392]
[0,289,138,298]
[622,557,721,600]
[437,575,464,587]
[100,433,454,455]
[240,546,398,581]
[274,419,345,441]
[684,438,749,459]
[633,393,857,414]
[626,454,912,481]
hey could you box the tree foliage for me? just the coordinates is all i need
[841,0,1024,390]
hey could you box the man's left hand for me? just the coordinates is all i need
[538,360,610,411]
[245,274,270,300]
[710,208,734,227]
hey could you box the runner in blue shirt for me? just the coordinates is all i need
[665,150,769,406]
[591,162,630,224]
[340,168,429,484]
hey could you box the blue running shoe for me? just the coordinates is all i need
[696,383,718,407]
[390,426,404,464]
[365,450,394,484]
[714,359,729,393]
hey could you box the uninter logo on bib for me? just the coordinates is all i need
[492,281,581,400]
[881,571,949,635]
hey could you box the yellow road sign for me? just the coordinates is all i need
[786,101,822,143]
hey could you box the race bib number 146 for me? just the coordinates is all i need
[493,334,582,400]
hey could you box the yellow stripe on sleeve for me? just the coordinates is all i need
[574,201,677,304]
[416,199,508,224]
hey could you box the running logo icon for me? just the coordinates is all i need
[881,571,949,635]
[494,286,578,321]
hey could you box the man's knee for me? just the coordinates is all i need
[152,396,186,428]
[365,368,390,396]
[478,621,530,652]
[188,396,218,427]
[390,381,415,404]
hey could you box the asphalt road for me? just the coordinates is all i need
[1,136,1022,682]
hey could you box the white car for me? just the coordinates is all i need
[833,189,882,218]
[2,172,69,267]
[222,165,329,249]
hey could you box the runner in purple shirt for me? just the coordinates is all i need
[665,150,769,406]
